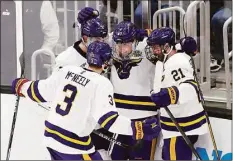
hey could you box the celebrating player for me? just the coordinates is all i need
[53,8,112,152]
[108,21,160,160]
[11,41,160,160]
[146,27,208,160]
[54,7,108,71]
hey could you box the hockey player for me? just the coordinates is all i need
[11,41,161,160]
[51,7,113,152]
[54,7,112,152]
[146,27,208,160]
[54,7,108,71]
[108,21,160,160]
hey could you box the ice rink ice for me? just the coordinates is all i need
[1,94,51,160]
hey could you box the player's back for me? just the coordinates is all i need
[45,65,108,154]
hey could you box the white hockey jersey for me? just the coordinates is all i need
[20,66,133,154]
[53,40,87,72]
[159,52,208,139]
[110,38,158,119]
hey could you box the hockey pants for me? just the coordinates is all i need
[162,135,198,160]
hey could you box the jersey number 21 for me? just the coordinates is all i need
[56,84,77,116]
[171,68,185,81]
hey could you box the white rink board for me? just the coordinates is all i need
[1,94,232,160]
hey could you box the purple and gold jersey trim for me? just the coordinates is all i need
[160,111,207,132]
[44,121,93,151]
[27,81,46,103]
[114,93,156,111]
[180,79,201,102]
[98,111,119,130]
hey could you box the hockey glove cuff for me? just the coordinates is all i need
[131,118,161,141]
[77,7,99,24]
[151,86,179,107]
[12,78,29,97]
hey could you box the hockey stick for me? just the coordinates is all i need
[6,93,22,160]
[6,53,25,160]
[183,14,220,161]
[93,130,143,151]
[190,56,220,160]
[38,103,51,111]
[163,107,202,160]
[153,61,202,160]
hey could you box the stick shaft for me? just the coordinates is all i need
[164,107,202,160]
[190,57,220,160]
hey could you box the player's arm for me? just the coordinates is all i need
[12,70,61,103]
[91,80,133,135]
[91,80,160,140]
[151,66,200,107]
[177,79,201,104]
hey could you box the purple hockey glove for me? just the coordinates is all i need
[151,86,179,107]
[180,36,198,56]
[131,118,161,141]
[77,7,99,24]
[12,78,29,96]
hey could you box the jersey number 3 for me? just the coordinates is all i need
[56,84,77,116]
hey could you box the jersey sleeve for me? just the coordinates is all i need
[21,70,61,103]
[178,79,201,104]
[91,79,133,136]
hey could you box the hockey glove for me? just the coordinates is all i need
[131,118,161,141]
[151,86,179,107]
[136,29,152,42]
[113,58,142,79]
[77,7,99,24]
[12,78,29,97]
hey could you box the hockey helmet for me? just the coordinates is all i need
[87,41,112,68]
[147,27,175,46]
[81,18,108,38]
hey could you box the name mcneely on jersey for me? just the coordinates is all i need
[65,71,90,87]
